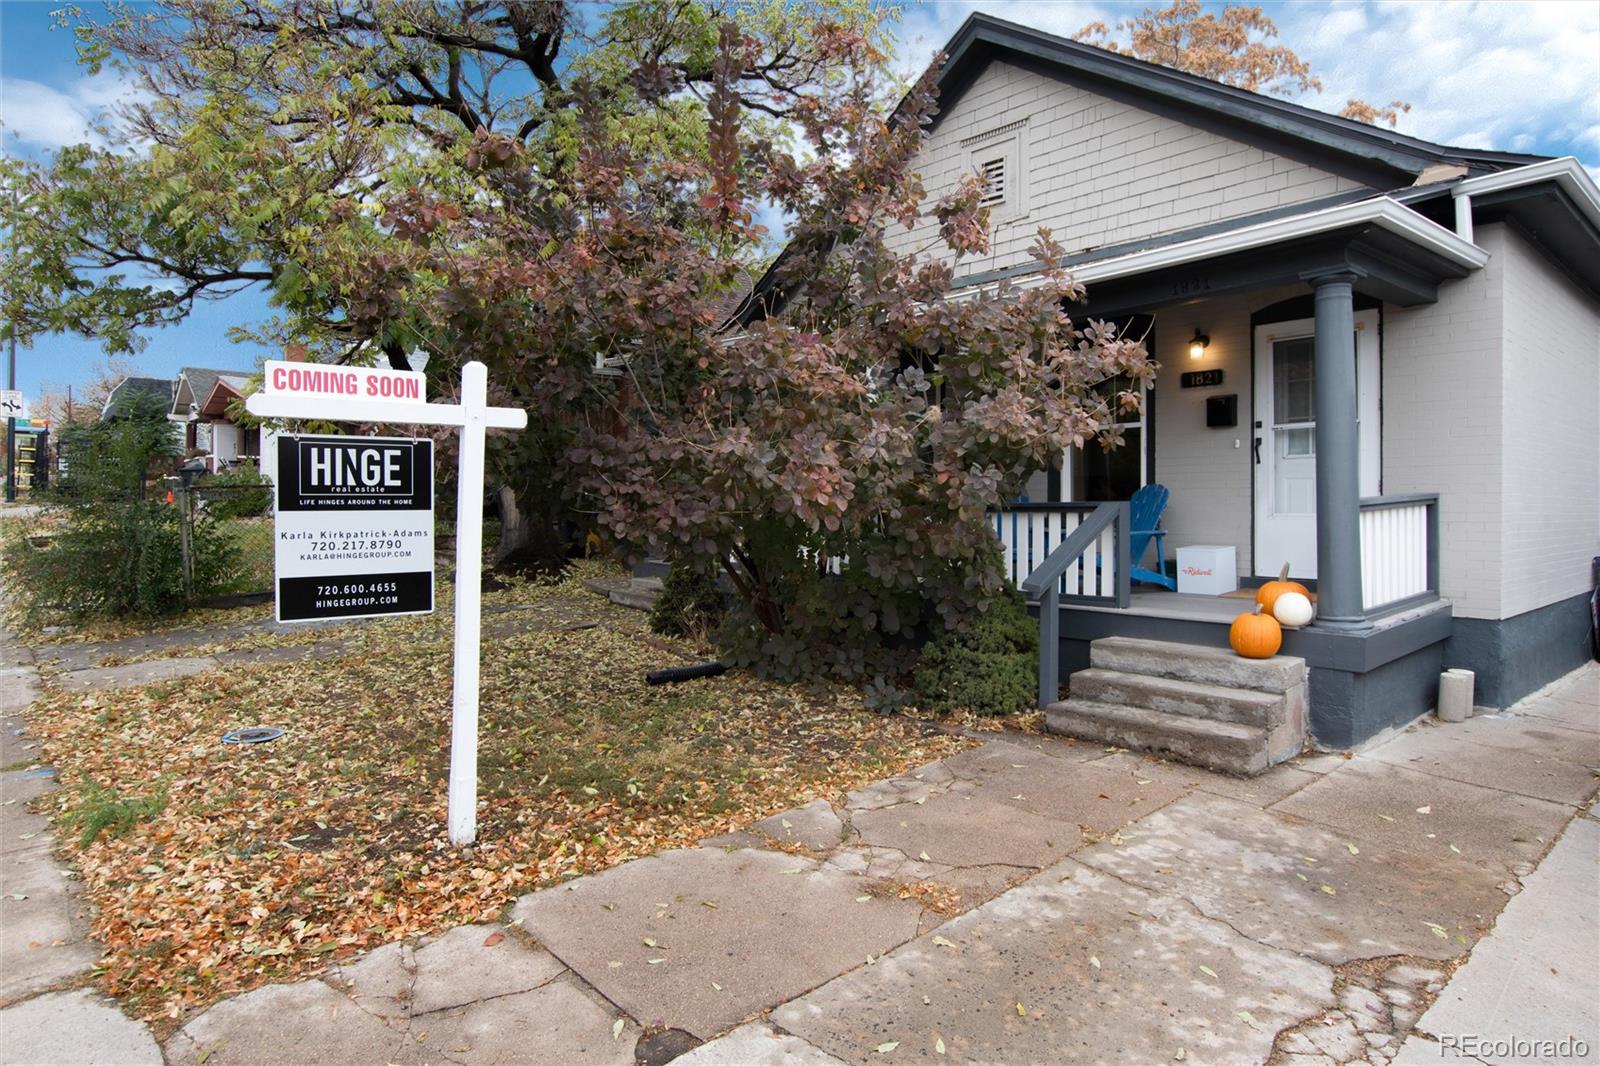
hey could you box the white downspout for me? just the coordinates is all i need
[1452,191,1474,244]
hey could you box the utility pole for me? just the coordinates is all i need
[5,332,16,503]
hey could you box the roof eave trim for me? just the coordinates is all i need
[1453,157,1600,231]
[954,197,1486,296]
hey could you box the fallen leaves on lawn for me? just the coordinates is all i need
[24,584,971,1030]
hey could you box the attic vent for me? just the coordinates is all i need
[978,157,1006,207]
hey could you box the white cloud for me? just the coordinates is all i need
[1281,0,1600,164]
[891,1,1120,79]
[887,0,1599,168]
[0,72,145,155]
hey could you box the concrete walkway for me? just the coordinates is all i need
[143,663,1597,1066]
[0,622,162,1065]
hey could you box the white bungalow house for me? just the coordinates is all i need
[736,14,1599,760]
[167,366,260,471]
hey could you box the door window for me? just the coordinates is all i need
[1271,337,1317,515]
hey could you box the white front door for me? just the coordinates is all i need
[1252,312,1379,579]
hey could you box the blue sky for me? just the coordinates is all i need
[3,0,1597,403]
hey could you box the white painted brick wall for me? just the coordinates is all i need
[1382,226,1508,620]
[1498,227,1600,618]
[884,61,1367,275]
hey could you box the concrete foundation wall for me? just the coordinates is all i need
[1445,590,1597,709]
[1307,643,1445,750]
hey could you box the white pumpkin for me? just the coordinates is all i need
[1272,590,1315,629]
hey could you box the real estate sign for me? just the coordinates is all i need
[248,360,527,844]
[272,435,435,623]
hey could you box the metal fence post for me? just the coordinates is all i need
[1038,582,1059,710]
[176,483,194,600]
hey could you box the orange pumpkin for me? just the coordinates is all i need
[1256,562,1311,614]
[1230,604,1283,659]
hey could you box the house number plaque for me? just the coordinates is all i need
[1181,369,1224,388]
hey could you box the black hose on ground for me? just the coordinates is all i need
[645,661,728,685]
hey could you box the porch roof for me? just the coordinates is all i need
[197,375,250,421]
[946,192,1487,309]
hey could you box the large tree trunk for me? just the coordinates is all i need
[494,484,531,563]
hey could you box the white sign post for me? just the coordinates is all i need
[247,360,526,846]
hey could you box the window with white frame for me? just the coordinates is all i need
[1067,374,1149,502]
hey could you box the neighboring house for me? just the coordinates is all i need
[101,376,179,423]
[167,366,261,470]
[739,14,1600,753]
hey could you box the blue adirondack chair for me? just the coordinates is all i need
[1129,483,1177,590]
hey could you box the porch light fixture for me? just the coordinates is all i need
[1188,329,1210,359]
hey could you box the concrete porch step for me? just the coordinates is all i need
[1048,636,1310,775]
[609,577,662,611]
[1090,635,1304,694]
[1068,667,1284,728]
[1045,699,1270,777]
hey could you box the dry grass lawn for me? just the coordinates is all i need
[23,574,972,1029]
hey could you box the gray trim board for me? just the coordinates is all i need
[946,191,1372,291]
[1465,187,1600,299]
[1445,591,1597,709]
[1041,597,1452,674]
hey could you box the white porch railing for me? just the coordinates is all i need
[992,503,1131,604]
[1359,493,1440,614]
[1006,501,1131,708]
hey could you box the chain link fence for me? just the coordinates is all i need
[172,479,275,605]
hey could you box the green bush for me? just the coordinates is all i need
[2,500,241,623]
[53,391,178,501]
[2,392,248,623]
[201,464,272,519]
[912,588,1038,716]
[649,563,726,638]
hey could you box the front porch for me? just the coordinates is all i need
[986,207,1475,750]
[996,498,1452,751]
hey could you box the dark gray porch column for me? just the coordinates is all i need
[1310,273,1368,631]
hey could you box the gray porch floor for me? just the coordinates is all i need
[1076,587,1251,624]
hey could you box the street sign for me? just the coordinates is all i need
[0,390,23,418]
[246,361,527,846]
[272,435,435,623]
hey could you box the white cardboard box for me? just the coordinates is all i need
[1176,544,1238,596]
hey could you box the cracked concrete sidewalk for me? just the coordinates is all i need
[0,620,163,1066]
[137,662,1597,1066]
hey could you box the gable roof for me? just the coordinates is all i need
[730,13,1560,327]
[197,375,252,420]
[932,13,1545,185]
[173,366,252,415]
[101,377,177,421]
